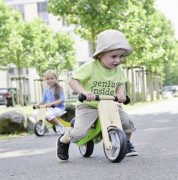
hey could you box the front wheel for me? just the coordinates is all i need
[103,128,127,163]
[79,140,94,157]
[34,120,47,136]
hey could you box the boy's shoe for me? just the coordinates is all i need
[55,124,64,135]
[126,141,138,157]
[56,136,69,162]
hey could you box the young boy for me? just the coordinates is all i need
[56,29,138,162]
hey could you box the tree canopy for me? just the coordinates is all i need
[48,0,177,85]
[48,0,178,103]
[0,1,76,77]
[0,1,76,105]
[1,0,178,104]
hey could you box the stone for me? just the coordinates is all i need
[61,103,76,122]
[0,110,34,134]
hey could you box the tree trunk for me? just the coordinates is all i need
[34,80,37,104]
[150,70,154,101]
[131,65,135,105]
[17,65,24,106]
[10,79,15,107]
[16,78,19,104]
[126,67,130,98]
[155,72,160,100]
[141,67,146,101]
[91,29,96,54]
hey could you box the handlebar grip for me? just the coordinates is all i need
[123,96,130,105]
[33,104,56,109]
[114,96,118,102]
[111,96,130,104]
[78,94,100,102]
[78,94,87,102]
[51,104,55,108]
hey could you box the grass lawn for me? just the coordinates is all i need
[0,97,172,116]
[0,105,34,116]
[122,97,170,111]
[0,100,77,117]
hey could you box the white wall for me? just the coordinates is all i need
[0,70,8,88]
[5,0,45,5]
[28,68,42,103]
[24,3,38,21]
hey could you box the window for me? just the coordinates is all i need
[25,68,29,75]
[8,68,15,75]
[11,4,25,20]
[37,1,49,25]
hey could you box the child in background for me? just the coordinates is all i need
[33,70,65,135]
[56,29,138,162]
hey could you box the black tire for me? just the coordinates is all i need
[6,99,11,107]
[79,140,94,157]
[103,128,127,163]
[34,120,47,136]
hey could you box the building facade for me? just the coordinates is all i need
[0,0,92,103]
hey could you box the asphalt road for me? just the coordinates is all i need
[0,98,178,180]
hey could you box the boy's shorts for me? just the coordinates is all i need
[66,103,136,143]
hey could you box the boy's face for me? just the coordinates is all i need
[99,49,126,70]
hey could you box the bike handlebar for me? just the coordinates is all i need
[78,94,130,105]
[33,104,55,109]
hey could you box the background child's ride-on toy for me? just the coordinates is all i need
[33,104,71,137]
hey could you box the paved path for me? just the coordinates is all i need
[0,98,178,180]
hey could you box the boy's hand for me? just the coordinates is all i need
[82,91,95,102]
[116,94,126,103]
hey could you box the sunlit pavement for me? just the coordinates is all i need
[0,105,6,109]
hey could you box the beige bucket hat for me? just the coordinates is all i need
[93,29,133,59]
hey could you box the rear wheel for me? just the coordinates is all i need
[34,120,47,136]
[79,140,94,157]
[103,128,127,163]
